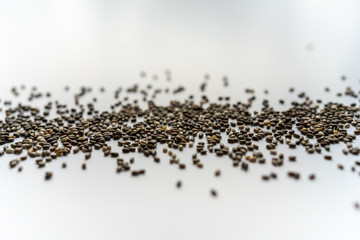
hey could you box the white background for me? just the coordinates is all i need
[1,1,360,239]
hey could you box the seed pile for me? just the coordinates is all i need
[1,74,360,206]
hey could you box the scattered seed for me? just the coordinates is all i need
[45,172,53,180]
[176,180,182,188]
[262,175,270,181]
[210,189,217,197]
[270,172,277,179]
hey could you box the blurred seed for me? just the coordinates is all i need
[176,180,182,188]
[45,172,53,180]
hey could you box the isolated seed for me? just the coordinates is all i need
[309,174,316,180]
[215,169,221,177]
[210,189,217,197]
[45,172,53,180]
[179,163,186,169]
[176,180,182,188]
[355,202,360,210]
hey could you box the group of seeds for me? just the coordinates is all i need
[1,73,360,206]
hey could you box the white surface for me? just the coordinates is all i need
[1,1,360,240]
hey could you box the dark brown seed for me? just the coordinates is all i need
[85,153,91,160]
[37,162,45,168]
[215,169,221,177]
[306,148,314,154]
[324,155,332,160]
[45,172,53,180]
[309,174,316,180]
[270,172,277,179]
[210,189,217,197]
[288,171,300,180]
[9,159,20,168]
[176,180,182,188]
[270,150,277,155]
[73,147,80,154]
[111,152,119,158]
[62,162,67,168]
[82,163,86,170]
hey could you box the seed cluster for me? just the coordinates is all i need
[1,74,360,207]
